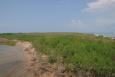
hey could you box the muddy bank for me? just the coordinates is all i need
[16,41,96,77]
[15,41,66,77]
[16,41,56,77]
[16,41,37,77]
[16,41,113,77]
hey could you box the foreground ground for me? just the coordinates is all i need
[0,32,115,77]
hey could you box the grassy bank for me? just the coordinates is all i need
[0,33,115,76]
[0,37,15,45]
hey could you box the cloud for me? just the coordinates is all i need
[71,18,115,27]
[71,19,84,26]
[68,0,115,33]
[70,18,115,33]
[84,0,115,12]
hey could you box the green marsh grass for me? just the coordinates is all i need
[0,33,115,76]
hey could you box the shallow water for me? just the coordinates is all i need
[0,45,30,77]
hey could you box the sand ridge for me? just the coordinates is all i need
[16,41,38,77]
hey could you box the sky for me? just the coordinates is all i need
[0,0,115,33]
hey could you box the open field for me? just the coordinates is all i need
[0,33,115,77]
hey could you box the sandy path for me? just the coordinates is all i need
[16,41,38,77]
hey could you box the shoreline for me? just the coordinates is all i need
[16,41,38,77]
[15,41,57,77]
[15,41,64,77]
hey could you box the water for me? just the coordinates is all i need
[0,45,27,77]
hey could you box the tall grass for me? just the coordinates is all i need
[0,33,115,76]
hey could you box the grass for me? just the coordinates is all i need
[0,32,115,76]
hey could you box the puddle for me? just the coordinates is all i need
[0,45,26,77]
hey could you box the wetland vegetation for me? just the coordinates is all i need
[0,33,115,77]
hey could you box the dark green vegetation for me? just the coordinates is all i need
[0,33,115,76]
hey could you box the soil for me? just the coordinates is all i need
[16,41,68,77]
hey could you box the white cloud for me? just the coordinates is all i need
[71,19,84,26]
[69,0,115,33]
[71,19,115,27]
[84,0,115,12]
[71,19,86,27]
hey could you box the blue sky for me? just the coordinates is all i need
[0,0,115,33]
